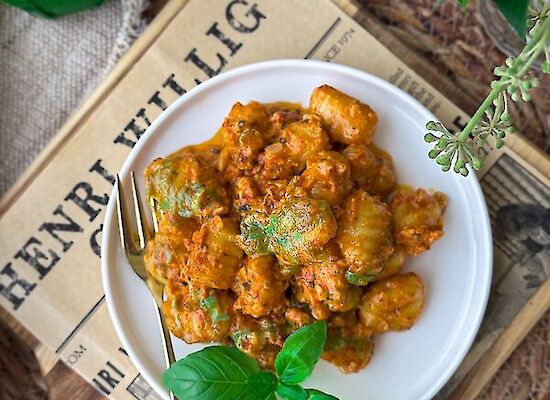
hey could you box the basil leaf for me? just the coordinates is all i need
[306,389,340,400]
[3,0,104,17]
[247,371,278,400]
[162,346,261,400]
[492,0,529,39]
[275,320,327,384]
[457,0,468,9]
[2,0,42,15]
[277,383,308,400]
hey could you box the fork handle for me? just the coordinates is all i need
[153,301,176,400]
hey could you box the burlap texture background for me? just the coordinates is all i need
[0,0,149,197]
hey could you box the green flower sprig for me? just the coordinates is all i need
[425,1,550,176]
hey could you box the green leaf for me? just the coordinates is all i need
[162,346,262,400]
[428,148,443,159]
[239,212,271,255]
[277,383,308,400]
[345,270,377,286]
[306,389,340,400]
[2,0,104,17]
[200,295,229,322]
[457,0,468,10]
[492,0,529,39]
[2,0,41,14]
[247,372,278,400]
[275,321,327,385]
[424,133,439,143]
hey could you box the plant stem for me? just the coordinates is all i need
[457,15,550,143]
[457,86,503,142]
[518,18,550,75]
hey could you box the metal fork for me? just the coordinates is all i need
[116,172,176,400]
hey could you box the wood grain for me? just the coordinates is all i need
[333,0,481,114]
[45,363,103,400]
[0,318,46,400]
[450,278,550,400]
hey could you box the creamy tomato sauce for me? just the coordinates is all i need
[144,85,447,372]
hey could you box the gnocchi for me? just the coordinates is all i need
[144,85,446,372]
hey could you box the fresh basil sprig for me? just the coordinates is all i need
[277,383,308,400]
[163,320,338,400]
[275,321,327,384]
[2,0,105,18]
[162,346,276,400]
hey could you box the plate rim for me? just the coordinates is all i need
[101,58,493,400]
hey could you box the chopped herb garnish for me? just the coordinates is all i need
[199,295,229,322]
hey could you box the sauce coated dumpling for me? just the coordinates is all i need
[163,279,233,343]
[390,187,447,255]
[322,311,374,373]
[268,197,338,266]
[219,101,270,173]
[310,85,378,145]
[342,144,396,196]
[185,216,243,289]
[371,251,405,283]
[233,255,287,318]
[262,114,329,180]
[293,259,362,320]
[145,153,229,219]
[292,150,353,206]
[359,273,424,333]
[143,216,198,284]
[336,190,394,281]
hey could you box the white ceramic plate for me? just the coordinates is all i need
[101,59,492,400]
